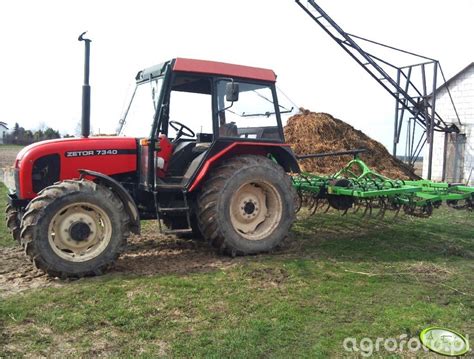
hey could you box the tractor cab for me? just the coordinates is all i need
[118,58,294,191]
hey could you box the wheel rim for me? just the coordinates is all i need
[229,181,283,240]
[48,202,112,262]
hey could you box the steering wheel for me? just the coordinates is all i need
[169,120,195,141]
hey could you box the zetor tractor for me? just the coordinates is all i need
[5,34,299,278]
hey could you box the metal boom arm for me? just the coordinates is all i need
[295,0,460,179]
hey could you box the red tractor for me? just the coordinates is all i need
[5,34,299,278]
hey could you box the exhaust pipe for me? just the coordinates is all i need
[78,32,91,138]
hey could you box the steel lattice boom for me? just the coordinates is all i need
[295,0,462,179]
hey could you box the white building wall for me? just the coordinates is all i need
[423,64,474,184]
[0,126,8,144]
[464,124,474,184]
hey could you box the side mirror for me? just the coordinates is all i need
[226,82,239,102]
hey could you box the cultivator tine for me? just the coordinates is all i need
[402,202,432,218]
[295,189,329,218]
[353,199,362,214]
[295,191,304,213]
[307,196,317,212]
[387,200,402,218]
[311,198,321,215]
[447,198,474,211]
[375,198,387,219]
[324,202,331,213]
[403,203,414,217]
[420,203,434,218]
[394,205,402,218]
[362,199,373,218]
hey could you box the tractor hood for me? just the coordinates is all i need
[15,137,137,163]
[15,137,138,199]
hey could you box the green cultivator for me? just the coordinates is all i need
[292,150,474,218]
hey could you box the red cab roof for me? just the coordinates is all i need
[173,58,276,83]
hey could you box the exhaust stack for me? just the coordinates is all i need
[78,32,91,138]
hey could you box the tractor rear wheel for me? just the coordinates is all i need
[197,155,295,256]
[20,180,130,278]
[5,204,22,244]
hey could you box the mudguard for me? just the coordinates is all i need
[187,141,300,192]
[78,169,140,234]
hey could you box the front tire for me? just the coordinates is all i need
[20,180,130,278]
[5,204,22,244]
[197,155,296,256]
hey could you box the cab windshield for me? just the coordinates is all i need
[117,77,164,137]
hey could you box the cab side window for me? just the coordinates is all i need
[216,80,282,140]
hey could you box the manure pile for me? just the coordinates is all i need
[284,110,419,180]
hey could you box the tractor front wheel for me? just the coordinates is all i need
[5,204,22,244]
[197,155,296,256]
[20,180,130,278]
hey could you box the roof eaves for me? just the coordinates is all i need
[433,62,474,95]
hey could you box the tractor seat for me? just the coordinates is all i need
[172,140,194,154]
[193,132,212,153]
[193,142,211,153]
[167,141,203,177]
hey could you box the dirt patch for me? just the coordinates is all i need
[0,247,63,298]
[284,110,419,179]
[0,227,240,298]
[405,261,454,281]
[247,267,289,289]
[2,323,127,358]
[111,231,238,276]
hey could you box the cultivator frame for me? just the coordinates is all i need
[292,150,474,218]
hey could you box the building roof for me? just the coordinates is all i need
[0,121,8,130]
[436,62,474,93]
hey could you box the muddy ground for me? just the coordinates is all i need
[0,230,241,298]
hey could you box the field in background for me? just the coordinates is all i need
[0,144,22,169]
[0,179,473,357]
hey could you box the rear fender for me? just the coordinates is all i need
[78,169,140,234]
[187,142,300,192]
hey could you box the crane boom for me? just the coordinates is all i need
[295,0,460,179]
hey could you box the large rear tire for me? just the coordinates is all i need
[197,155,295,256]
[20,180,130,278]
[5,204,22,244]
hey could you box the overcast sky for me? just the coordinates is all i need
[1,0,473,151]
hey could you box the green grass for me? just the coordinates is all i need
[0,182,16,247]
[1,183,473,357]
[0,144,24,150]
